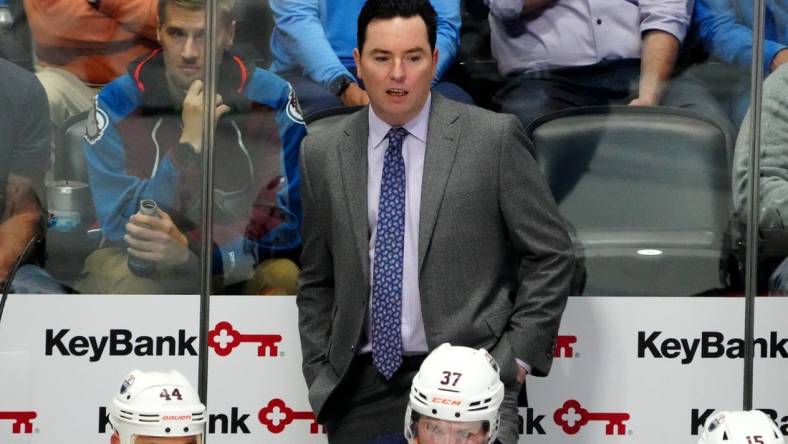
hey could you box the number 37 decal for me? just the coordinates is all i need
[440,371,462,386]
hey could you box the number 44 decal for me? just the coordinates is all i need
[160,388,183,401]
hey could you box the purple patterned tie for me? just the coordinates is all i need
[371,127,408,379]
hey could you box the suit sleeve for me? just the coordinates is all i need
[498,114,574,376]
[296,135,336,387]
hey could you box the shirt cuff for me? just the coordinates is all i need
[515,357,531,375]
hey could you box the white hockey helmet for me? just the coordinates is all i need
[405,343,505,444]
[698,410,784,444]
[108,369,206,444]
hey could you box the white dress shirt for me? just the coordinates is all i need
[360,95,431,355]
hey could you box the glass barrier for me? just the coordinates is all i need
[0,0,784,443]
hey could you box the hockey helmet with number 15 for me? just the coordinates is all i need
[698,410,784,444]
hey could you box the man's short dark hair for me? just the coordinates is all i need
[357,0,437,52]
[158,0,235,26]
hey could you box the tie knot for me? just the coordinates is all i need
[387,127,408,147]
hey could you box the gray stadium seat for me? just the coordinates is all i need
[48,111,99,287]
[526,106,734,296]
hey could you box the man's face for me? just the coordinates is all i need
[157,3,235,94]
[416,417,488,444]
[353,15,437,127]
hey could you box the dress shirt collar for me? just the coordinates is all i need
[368,92,431,149]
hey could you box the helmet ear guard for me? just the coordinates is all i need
[108,370,206,444]
[404,343,504,444]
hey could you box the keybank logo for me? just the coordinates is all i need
[554,400,630,435]
[207,321,282,357]
[691,409,788,436]
[98,400,323,435]
[554,335,577,358]
[518,401,632,436]
[0,411,37,434]
[638,331,788,364]
[45,329,197,361]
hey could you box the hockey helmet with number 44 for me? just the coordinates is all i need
[108,369,206,444]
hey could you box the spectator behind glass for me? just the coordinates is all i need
[693,0,788,126]
[733,64,788,296]
[0,57,64,294]
[23,0,159,128]
[486,0,730,132]
[74,0,306,296]
[268,0,471,118]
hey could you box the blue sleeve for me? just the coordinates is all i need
[432,0,461,80]
[217,72,306,276]
[82,76,182,242]
[269,0,354,88]
[694,0,786,72]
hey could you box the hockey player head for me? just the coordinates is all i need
[108,369,206,444]
[698,410,785,444]
[405,343,505,444]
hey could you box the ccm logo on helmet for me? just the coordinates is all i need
[431,397,462,406]
[638,331,788,364]
[0,411,37,434]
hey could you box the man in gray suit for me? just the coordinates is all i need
[297,0,576,442]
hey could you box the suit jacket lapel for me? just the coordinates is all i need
[338,109,371,282]
[419,93,461,271]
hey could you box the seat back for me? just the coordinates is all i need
[305,105,363,133]
[54,111,90,183]
[527,106,733,295]
[48,111,100,286]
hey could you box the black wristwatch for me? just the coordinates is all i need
[328,75,354,97]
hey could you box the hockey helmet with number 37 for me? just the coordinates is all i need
[108,369,206,444]
[404,343,505,444]
[698,410,784,444]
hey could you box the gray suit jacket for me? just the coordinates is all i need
[297,93,575,421]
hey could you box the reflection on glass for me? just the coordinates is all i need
[0,58,63,294]
[69,0,306,295]
[700,1,788,296]
[733,64,788,296]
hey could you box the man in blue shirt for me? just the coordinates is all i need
[693,0,788,125]
[269,0,471,118]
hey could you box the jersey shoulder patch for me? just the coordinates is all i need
[84,97,109,145]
